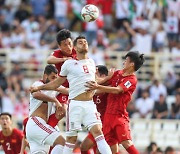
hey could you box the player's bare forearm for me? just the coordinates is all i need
[86,81,123,94]
[56,87,69,95]
[47,55,71,64]
[20,136,28,154]
[32,91,58,103]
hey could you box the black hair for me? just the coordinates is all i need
[56,29,71,45]
[73,35,86,46]
[165,146,174,154]
[44,65,58,75]
[125,51,145,71]
[96,65,108,76]
[0,112,12,119]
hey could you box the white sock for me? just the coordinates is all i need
[95,135,112,154]
[51,145,64,154]
[63,142,75,154]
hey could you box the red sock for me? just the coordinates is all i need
[47,113,59,127]
[126,145,139,154]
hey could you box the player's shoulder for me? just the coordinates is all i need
[52,49,63,57]
[32,80,44,87]
[13,128,23,134]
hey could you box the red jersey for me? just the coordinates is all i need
[23,117,29,136]
[0,128,26,154]
[52,49,76,104]
[52,49,76,74]
[93,93,108,121]
[106,70,137,118]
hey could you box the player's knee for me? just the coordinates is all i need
[66,136,77,144]
[53,135,65,147]
[89,124,103,137]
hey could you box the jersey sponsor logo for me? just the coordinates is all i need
[11,139,17,143]
[122,134,126,136]
[124,81,131,88]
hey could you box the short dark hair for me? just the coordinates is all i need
[125,51,145,71]
[73,35,86,46]
[56,29,71,45]
[44,65,58,75]
[165,146,174,154]
[0,112,12,119]
[96,65,108,76]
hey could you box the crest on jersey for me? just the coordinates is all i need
[124,81,131,88]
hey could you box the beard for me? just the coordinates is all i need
[45,78,50,83]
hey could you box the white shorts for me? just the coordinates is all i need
[66,100,102,136]
[26,116,60,153]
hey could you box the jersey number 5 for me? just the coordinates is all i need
[83,65,89,73]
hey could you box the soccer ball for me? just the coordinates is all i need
[81,4,99,22]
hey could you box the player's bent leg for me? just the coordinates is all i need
[50,135,65,154]
[110,144,120,154]
[89,124,112,154]
[80,133,95,152]
[63,136,77,154]
[121,140,139,154]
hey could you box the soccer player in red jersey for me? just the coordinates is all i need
[81,65,108,154]
[47,29,76,105]
[86,52,145,154]
[0,112,26,154]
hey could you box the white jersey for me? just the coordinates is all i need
[60,58,96,99]
[29,80,58,117]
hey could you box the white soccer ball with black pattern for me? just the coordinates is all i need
[81,4,99,22]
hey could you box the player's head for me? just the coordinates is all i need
[0,112,12,129]
[73,36,88,54]
[96,65,108,77]
[43,65,58,83]
[56,29,73,55]
[123,51,145,72]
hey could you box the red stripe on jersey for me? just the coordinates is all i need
[32,117,53,134]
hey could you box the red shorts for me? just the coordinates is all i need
[103,113,132,146]
[56,93,68,104]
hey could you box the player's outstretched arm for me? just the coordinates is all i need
[47,55,72,64]
[19,136,28,154]
[30,76,67,93]
[85,81,123,94]
[56,86,69,95]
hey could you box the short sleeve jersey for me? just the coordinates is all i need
[106,70,137,118]
[0,128,26,154]
[52,49,76,88]
[93,93,108,121]
[60,59,96,99]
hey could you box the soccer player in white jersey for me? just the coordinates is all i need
[27,65,65,154]
[30,36,112,154]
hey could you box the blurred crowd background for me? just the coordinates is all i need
[0,0,180,153]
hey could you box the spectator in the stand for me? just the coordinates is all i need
[69,0,84,31]
[146,142,158,154]
[98,0,114,32]
[152,94,168,119]
[165,146,176,154]
[0,63,7,92]
[123,21,152,54]
[175,73,180,91]
[168,92,180,119]
[115,0,129,29]
[108,28,130,51]
[135,90,154,118]
[30,0,49,17]
[171,41,180,54]
[14,3,31,23]
[164,71,176,95]
[0,13,10,32]
[54,0,69,28]
[7,62,24,95]
[149,79,167,102]
[127,100,136,118]
[166,11,179,50]
[153,23,167,52]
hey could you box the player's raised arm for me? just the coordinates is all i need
[30,76,67,93]
[47,55,71,64]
